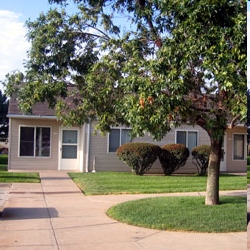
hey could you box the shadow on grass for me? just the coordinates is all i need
[219,196,246,205]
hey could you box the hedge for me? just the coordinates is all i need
[191,145,211,176]
[158,144,189,175]
[0,154,8,165]
[117,142,161,175]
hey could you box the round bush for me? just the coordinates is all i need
[191,145,211,176]
[116,142,161,175]
[159,144,189,175]
[0,154,8,164]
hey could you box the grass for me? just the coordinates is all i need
[70,172,246,233]
[69,172,246,195]
[107,195,246,233]
[0,165,40,183]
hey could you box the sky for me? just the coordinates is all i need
[0,0,76,89]
[0,1,249,90]
[247,1,250,89]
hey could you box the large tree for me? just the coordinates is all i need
[4,0,246,205]
[248,89,250,145]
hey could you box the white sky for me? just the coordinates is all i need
[0,10,30,85]
[247,2,250,89]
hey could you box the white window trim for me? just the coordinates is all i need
[18,125,52,158]
[232,133,247,161]
[107,127,132,153]
[175,129,199,150]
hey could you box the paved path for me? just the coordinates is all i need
[247,185,250,250]
[0,171,247,250]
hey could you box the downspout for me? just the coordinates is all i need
[85,121,91,172]
[7,118,11,170]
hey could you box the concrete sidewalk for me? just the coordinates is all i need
[247,185,250,250]
[0,171,247,250]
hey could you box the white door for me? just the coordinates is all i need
[59,128,79,170]
[220,135,227,172]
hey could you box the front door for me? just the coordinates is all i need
[59,128,79,170]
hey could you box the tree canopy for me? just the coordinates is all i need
[4,0,246,205]
[247,89,250,144]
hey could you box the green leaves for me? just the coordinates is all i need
[3,0,246,142]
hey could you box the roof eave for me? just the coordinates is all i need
[7,114,57,120]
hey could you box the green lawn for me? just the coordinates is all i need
[69,172,245,195]
[107,195,246,233]
[0,165,40,183]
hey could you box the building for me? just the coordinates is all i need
[7,99,247,173]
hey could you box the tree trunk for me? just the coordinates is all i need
[205,138,222,205]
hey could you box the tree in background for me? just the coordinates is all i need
[4,0,246,205]
[0,91,9,140]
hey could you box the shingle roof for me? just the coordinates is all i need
[8,97,56,117]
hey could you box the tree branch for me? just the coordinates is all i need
[76,22,111,40]
[136,0,162,48]
[228,114,241,129]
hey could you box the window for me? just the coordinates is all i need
[19,126,51,157]
[62,130,78,159]
[176,130,198,151]
[233,134,246,160]
[108,128,131,152]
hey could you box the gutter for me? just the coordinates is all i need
[7,114,57,120]
[85,122,91,173]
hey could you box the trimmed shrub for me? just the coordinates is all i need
[159,144,189,175]
[192,145,211,176]
[116,142,161,175]
[0,154,8,164]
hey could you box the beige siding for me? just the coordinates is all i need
[8,118,61,170]
[87,124,211,174]
[225,126,247,172]
[86,125,129,172]
[9,117,246,174]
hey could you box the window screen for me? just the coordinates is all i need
[176,130,197,151]
[20,126,51,157]
[233,134,245,160]
[109,128,131,152]
[20,127,35,156]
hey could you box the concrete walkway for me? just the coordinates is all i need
[0,171,247,250]
[247,185,250,250]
